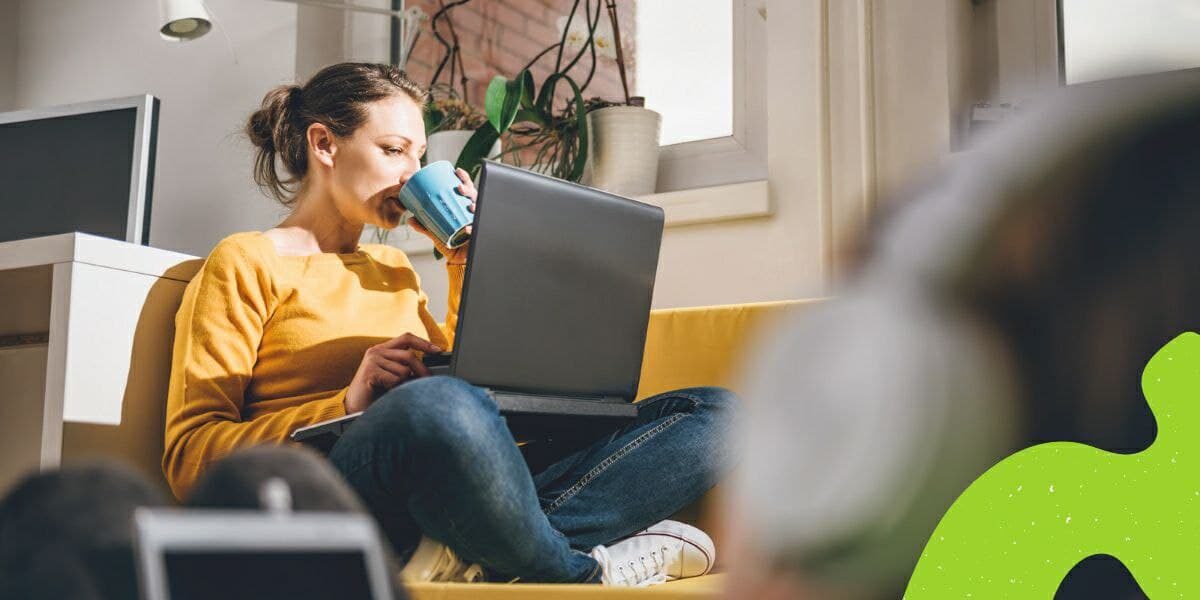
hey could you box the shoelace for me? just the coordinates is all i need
[595,544,670,587]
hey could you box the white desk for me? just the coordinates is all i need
[0,233,201,492]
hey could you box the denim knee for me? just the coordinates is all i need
[679,386,741,452]
[684,386,740,419]
[364,375,497,450]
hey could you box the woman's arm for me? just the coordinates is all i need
[162,240,346,499]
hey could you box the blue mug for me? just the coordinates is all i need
[398,161,474,249]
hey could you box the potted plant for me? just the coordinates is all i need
[424,86,492,165]
[575,0,661,196]
[457,0,660,196]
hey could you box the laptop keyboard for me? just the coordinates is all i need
[422,352,452,367]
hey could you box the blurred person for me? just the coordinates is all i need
[0,447,404,600]
[162,62,736,587]
[728,71,1200,598]
[185,444,367,512]
[184,445,410,599]
[0,461,169,600]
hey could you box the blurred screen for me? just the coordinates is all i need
[164,550,374,599]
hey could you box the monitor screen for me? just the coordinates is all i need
[163,550,374,600]
[0,97,158,245]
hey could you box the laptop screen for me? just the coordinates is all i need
[163,550,374,600]
[453,162,665,399]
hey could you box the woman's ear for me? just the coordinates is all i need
[307,122,337,169]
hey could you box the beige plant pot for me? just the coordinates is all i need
[582,106,662,196]
[426,129,501,167]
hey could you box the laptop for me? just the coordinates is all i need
[133,507,396,600]
[292,160,665,449]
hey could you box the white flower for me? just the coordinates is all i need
[556,14,618,60]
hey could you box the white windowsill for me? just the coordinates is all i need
[642,179,771,227]
[395,179,772,256]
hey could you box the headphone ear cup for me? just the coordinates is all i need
[733,288,1022,590]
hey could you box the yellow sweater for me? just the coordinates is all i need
[162,231,464,498]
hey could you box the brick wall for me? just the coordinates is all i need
[401,0,636,112]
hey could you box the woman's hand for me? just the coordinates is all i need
[344,333,443,413]
[408,167,477,266]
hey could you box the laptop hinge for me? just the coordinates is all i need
[485,389,637,419]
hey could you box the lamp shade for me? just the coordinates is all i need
[159,0,213,41]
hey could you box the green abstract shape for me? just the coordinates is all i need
[906,332,1200,598]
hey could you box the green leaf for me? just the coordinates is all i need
[520,70,536,110]
[485,75,508,131]
[562,75,589,182]
[423,107,444,135]
[455,124,501,177]
[535,74,562,114]
[514,107,546,127]
[485,74,525,135]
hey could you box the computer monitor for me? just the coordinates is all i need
[0,94,159,245]
[133,508,396,600]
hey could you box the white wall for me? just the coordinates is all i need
[11,0,299,257]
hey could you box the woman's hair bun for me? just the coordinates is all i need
[246,84,294,153]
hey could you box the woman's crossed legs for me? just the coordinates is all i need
[327,375,737,583]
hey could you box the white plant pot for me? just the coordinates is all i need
[425,129,501,167]
[581,106,661,196]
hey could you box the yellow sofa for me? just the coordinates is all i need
[61,297,814,598]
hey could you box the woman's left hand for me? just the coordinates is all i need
[408,167,477,266]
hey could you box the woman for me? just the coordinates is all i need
[162,62,737,586]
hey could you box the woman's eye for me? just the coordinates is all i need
[385,147,406,155]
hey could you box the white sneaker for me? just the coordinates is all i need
[589,520,716,587]
[398,536,486,583]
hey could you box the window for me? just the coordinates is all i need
[647,0,768,192]
[633,0,733,146]
[1060,0,1200,84]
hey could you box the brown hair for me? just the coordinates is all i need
[244,62,428,206]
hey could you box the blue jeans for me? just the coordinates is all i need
[327,375,737,583]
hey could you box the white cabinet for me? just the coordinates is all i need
[0,233,200,493]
